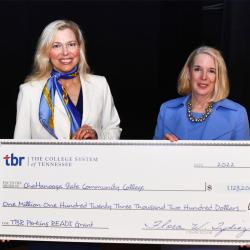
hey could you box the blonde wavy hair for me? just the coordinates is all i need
[177,46,230,102]
[25,19,90,82]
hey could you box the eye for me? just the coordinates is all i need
[68,42,77,47]
[52,43,62,49]
[193,66,201,72]
[209,68,216,74]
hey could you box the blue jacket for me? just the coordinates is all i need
[153,95,250,140]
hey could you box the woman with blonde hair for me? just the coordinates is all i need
[14,19,121,140]
[13,19,121,250]
[153,46,249,141]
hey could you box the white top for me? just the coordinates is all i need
[14,74,121,139]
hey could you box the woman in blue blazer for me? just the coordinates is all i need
[154,46,250,141]
[154,46,250,250]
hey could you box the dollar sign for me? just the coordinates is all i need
[207,185,212,191]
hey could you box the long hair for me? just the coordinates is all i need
[25,20,90,82]
[177,46,230,102]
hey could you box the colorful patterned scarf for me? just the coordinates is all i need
[39,66,81,139]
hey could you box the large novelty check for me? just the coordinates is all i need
[0,140,250,245]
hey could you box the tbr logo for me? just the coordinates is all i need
[3,154,25,166]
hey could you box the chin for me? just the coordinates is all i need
[56,65,75,73]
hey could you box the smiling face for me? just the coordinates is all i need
[188,53,217,100]
[49,28,80,73]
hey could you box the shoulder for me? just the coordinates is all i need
[160,96,187,109]
[216,98,247,112]
[19,80,46,92]
[86,74,106,81]
[16,80,46,107]
[81,74,111,94]
[84,74,108,86]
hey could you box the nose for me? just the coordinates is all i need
[201,70,207,80]
[62,44,69,55]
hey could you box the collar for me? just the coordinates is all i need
[165,95,238,112]
[213,98,239,111]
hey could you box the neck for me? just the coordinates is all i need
[60,76,81,106]
[191,95,211,113]
[60,76,80,88]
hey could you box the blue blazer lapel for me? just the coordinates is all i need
[201,105,233,140]
[170,107,189,139]
[165,96,189,139]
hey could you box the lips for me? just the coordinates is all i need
[198,83,209,88]
[59,58,73,64]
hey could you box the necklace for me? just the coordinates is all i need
[187,101,213,123]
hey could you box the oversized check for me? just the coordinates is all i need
[0,140,250,245]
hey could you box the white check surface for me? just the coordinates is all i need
[0,140,250,245]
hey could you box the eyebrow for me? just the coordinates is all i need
[193,65,216,70]
[52,40,77,44]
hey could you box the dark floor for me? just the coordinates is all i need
[0,242,159,250]
[0,242,245,250]
[0,241,26,250]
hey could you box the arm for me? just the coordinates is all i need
[153,104,179,141]
[99,78,121,139]
[153,105,165,140]
[13,84,32,139]
[232,107,250,140]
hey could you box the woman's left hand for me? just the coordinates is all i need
[72,125,98,140]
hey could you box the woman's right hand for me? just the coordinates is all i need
[164,133,178,142]
[72,125,98,140]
